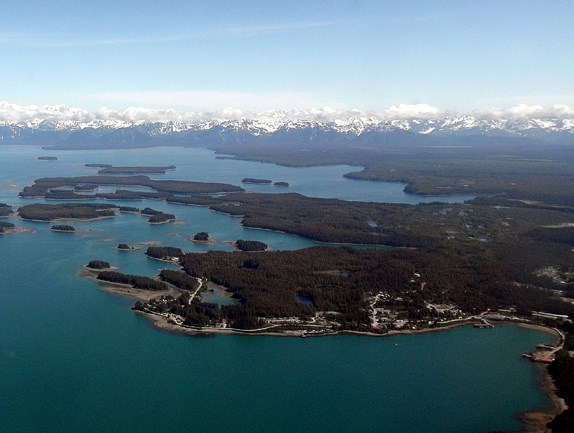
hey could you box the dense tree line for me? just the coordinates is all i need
[159,269,200,291]
[118,206,140,212]
[174,246,574,329]
[97,271,167,291]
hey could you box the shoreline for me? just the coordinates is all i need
[91,274,568,432]
[142,312,568,432]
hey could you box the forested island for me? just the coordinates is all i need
[141,207,176,224]
[235,239,268,251]
[0,203,13,217]
[242,178,272,184]
[51,224,75,232]
[18,203,117,221]
[0,221,16,233]
[96,165,176,174]
[192,232,211,242]
[19,175,243,198]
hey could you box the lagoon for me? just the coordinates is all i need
[0,145,552,432]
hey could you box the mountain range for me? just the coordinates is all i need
[1,105,573,149]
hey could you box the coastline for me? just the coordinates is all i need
[90,268,568,433]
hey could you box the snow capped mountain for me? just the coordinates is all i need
[1,102,573,146]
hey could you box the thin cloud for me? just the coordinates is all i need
[0,21,334,49]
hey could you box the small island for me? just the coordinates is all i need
[142,208,176,224]
[116,243,139,251]
[51,224,76,232]
[0,203,13,217]
[0,221,16,234]
[38,156,58,161]
[85,164,112,168]
[242,178,273,184]
[273,181,289,187]
[235,239,268,252]
[145,246,184,262]
[86,260,111,270]
[191,232,214,243]
[97,165,176,174]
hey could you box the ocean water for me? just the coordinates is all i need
[0,145,552,433]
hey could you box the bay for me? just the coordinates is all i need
[0,145,553,433]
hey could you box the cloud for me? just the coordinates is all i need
[1,100,573,125]
[383,103,445,119]
[485,104,574,119]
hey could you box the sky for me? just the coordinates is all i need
[1,0,573,118]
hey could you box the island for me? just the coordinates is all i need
[51,224,75,232]
[20,176,244,198]
[38,156,58,161]
[116,243,138,251]
[0,203,13,217]
[18,203,117,221]
[86,260,111,270]
[242,178,272,184]
[235,239,268,252]
[191,232,211,242]
[0,221,16,233]
[273,181,289,187]
[97,165,176,174]
[141,207,176,224]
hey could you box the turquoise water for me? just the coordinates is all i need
[0,145,474,204]
[0,145,552,433]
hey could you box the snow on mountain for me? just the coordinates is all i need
[1,102,574,141]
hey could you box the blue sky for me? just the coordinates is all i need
[1,0,573,114]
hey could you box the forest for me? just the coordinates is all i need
[129,244,574,333]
